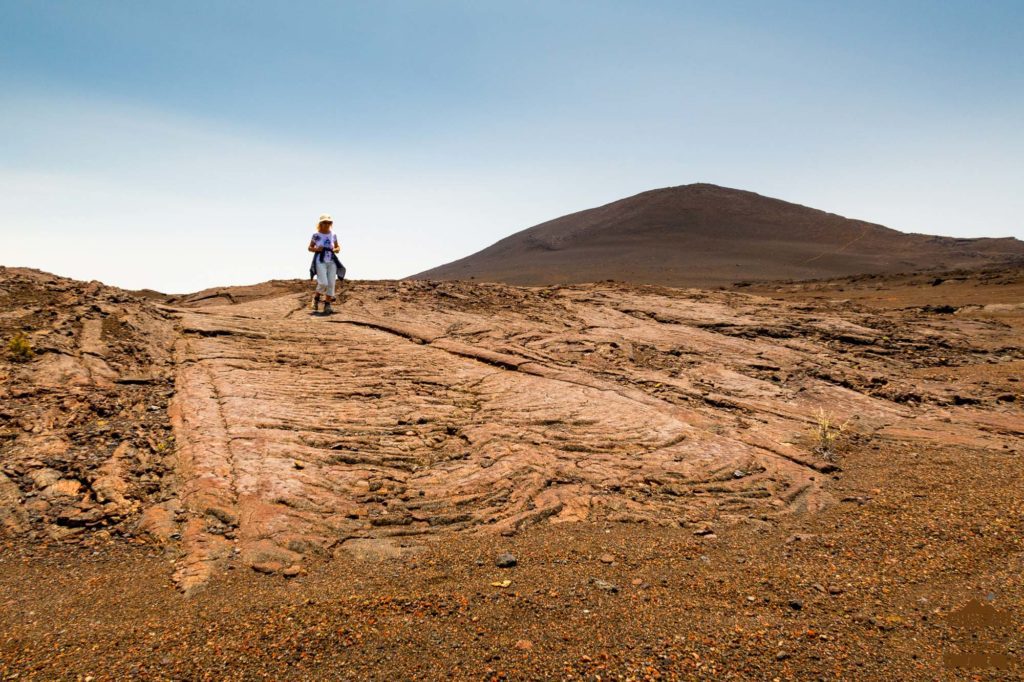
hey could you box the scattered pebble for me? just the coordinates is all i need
[591,578,619,593]
[495,553,517,568]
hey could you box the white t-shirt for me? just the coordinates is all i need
[311,231,337,257]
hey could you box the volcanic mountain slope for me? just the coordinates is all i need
[411,184,1024,287]
[2,266,1022,599]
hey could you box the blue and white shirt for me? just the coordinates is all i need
[311,231,338,261]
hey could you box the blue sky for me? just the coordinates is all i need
[1,1,1022,292]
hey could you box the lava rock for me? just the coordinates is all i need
[495,553,518,568]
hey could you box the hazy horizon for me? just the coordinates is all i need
[2,1,1022,292]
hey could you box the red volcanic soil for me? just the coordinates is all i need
[2,265,1023,680]
[411,184,1024,287]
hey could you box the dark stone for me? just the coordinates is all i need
[495,553,517,568]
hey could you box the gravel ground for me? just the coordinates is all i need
[2,436,1022,680]
[2,265,1022,680]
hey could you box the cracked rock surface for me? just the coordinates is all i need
[0,267,177,544]
[2,267,1022,596]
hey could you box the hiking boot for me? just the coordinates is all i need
[311,293,320,312]
[322,302,334,315]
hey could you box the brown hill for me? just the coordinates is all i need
[410,183,1024,287]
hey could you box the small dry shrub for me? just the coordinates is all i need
[6,332,34,362]
[812,408,849,459]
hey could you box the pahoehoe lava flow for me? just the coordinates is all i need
[1,267,1022,595]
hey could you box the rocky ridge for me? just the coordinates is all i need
[0,268,177,544]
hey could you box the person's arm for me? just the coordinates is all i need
[308,238,321,253]
[333,235,340,253]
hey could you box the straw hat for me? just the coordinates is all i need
[317,213,333,225]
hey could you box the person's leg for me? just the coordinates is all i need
[313,261,329,311]
[325,260,337,300]
[315,260,329,294]
[323,260,338,313]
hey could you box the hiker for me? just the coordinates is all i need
[308,213,346,314]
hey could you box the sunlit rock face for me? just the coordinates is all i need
[2,268,1021,594]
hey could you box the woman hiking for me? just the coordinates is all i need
[308,213,346,315]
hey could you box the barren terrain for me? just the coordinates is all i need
[2,264,1023,680]
[412,184,1024,287]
